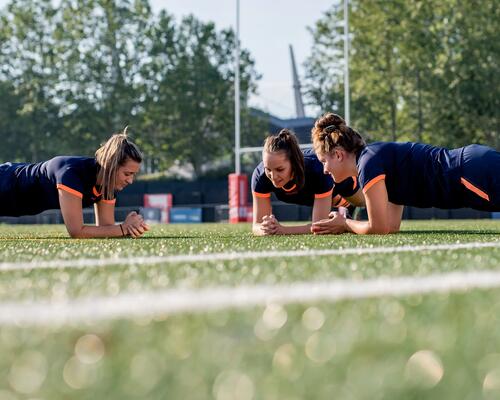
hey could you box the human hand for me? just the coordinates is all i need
[311,213,347,235]
[260,214,283,235]
[123,211,150,238]
[338,206,348,218]
[328,207,348,219]
[328,211,338,219]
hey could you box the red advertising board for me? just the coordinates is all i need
[143,194,173,223]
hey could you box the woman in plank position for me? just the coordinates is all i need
[251,128,365,235]
[0,129,149,238]
[310,113,500,235]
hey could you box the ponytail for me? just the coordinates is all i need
[311,113,366,156]
[263,129,305,191]
[95,127,143,200]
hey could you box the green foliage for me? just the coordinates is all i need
[139,13,261,175]
[0,0,261,176]
[0,0,63,161]
[305,0,500,148]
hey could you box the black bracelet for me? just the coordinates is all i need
[119,224,125,237]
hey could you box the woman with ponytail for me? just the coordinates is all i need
[311,113,500,235]
[251,128,365,235]
[0,128,149,238]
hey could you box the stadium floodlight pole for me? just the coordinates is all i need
[344,0,350,125]
[234,0,241,174]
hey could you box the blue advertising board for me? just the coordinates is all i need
[169,208,203,223]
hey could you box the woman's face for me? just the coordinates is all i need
[115,159,141,191]
[263,151,293,188]
[317,149,349,182]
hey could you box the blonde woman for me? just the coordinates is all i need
[311,113,500,235]
[0,130,149,238]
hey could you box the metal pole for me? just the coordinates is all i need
[344,0,350,125]
[234,0,241,174]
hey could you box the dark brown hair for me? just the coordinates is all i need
[95,127,143,200]
[311,113,366,155]
[263,129,305,191]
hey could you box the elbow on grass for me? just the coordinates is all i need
[368,223,391,235]
[252,224,265,236]
[66,227,85,239]
[389,226,401,234]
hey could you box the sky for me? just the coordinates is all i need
[0,0,337,119]
[149,0,337,118]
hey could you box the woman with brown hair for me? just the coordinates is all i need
[311,113,500,235]
[0,129,149,238]
[251,128,365,235]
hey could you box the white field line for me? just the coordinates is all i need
[3,269,500,326]
[0,241,498,273]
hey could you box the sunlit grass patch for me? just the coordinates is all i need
[0,219,498,399]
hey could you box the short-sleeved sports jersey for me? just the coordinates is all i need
[356,142,499,210]
[252,148,359,207]
[0,156,115,217]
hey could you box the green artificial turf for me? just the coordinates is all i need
[0,220,499,399]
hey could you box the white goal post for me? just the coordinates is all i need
[239,143,313,155]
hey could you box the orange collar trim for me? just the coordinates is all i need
[93,186,102,197]
[281,183,297,192]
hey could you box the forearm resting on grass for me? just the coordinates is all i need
[59,190,149,238]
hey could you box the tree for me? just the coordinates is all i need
[53,0,154,154]
[304,0,500,148]
[0,0,262,175]
[0,0,63,161]
[141,13,260,177]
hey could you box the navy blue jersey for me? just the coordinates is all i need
[0,156,114,217]
[252,148,359,207]
[356,142,500,210]
[459,145,500,211]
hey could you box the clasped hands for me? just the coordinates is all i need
[259,214,285,235]
[311,211,347,235]
[122,211,150,238]
[259,211,348,236]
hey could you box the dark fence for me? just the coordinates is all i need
[119,177,494,220]
[0,177,495,224]
[116,178,230,208]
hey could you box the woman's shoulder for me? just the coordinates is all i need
[367,141,426,151]
[47,156,95,167]
[251,161,265,178]
[251,161,272,189]
[361,141,413,157]
[302,148,322,167]
[45,156,97,177]
[302,151,333,189]
[251,162,275,196]
[302,150,327,177]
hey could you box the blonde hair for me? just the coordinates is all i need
[95,127,143,200]
[311,113,366,155]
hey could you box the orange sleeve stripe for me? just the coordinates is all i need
[352,176,358,191]
[100,199,116,205]
[332,195,350,208]
[362,174,386,194]
[253,191,271,198]
[332,194,342,207]
[339,198,350,207]
[315,188,333,199]
[461,177,490,201]
[57,184,83,199]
